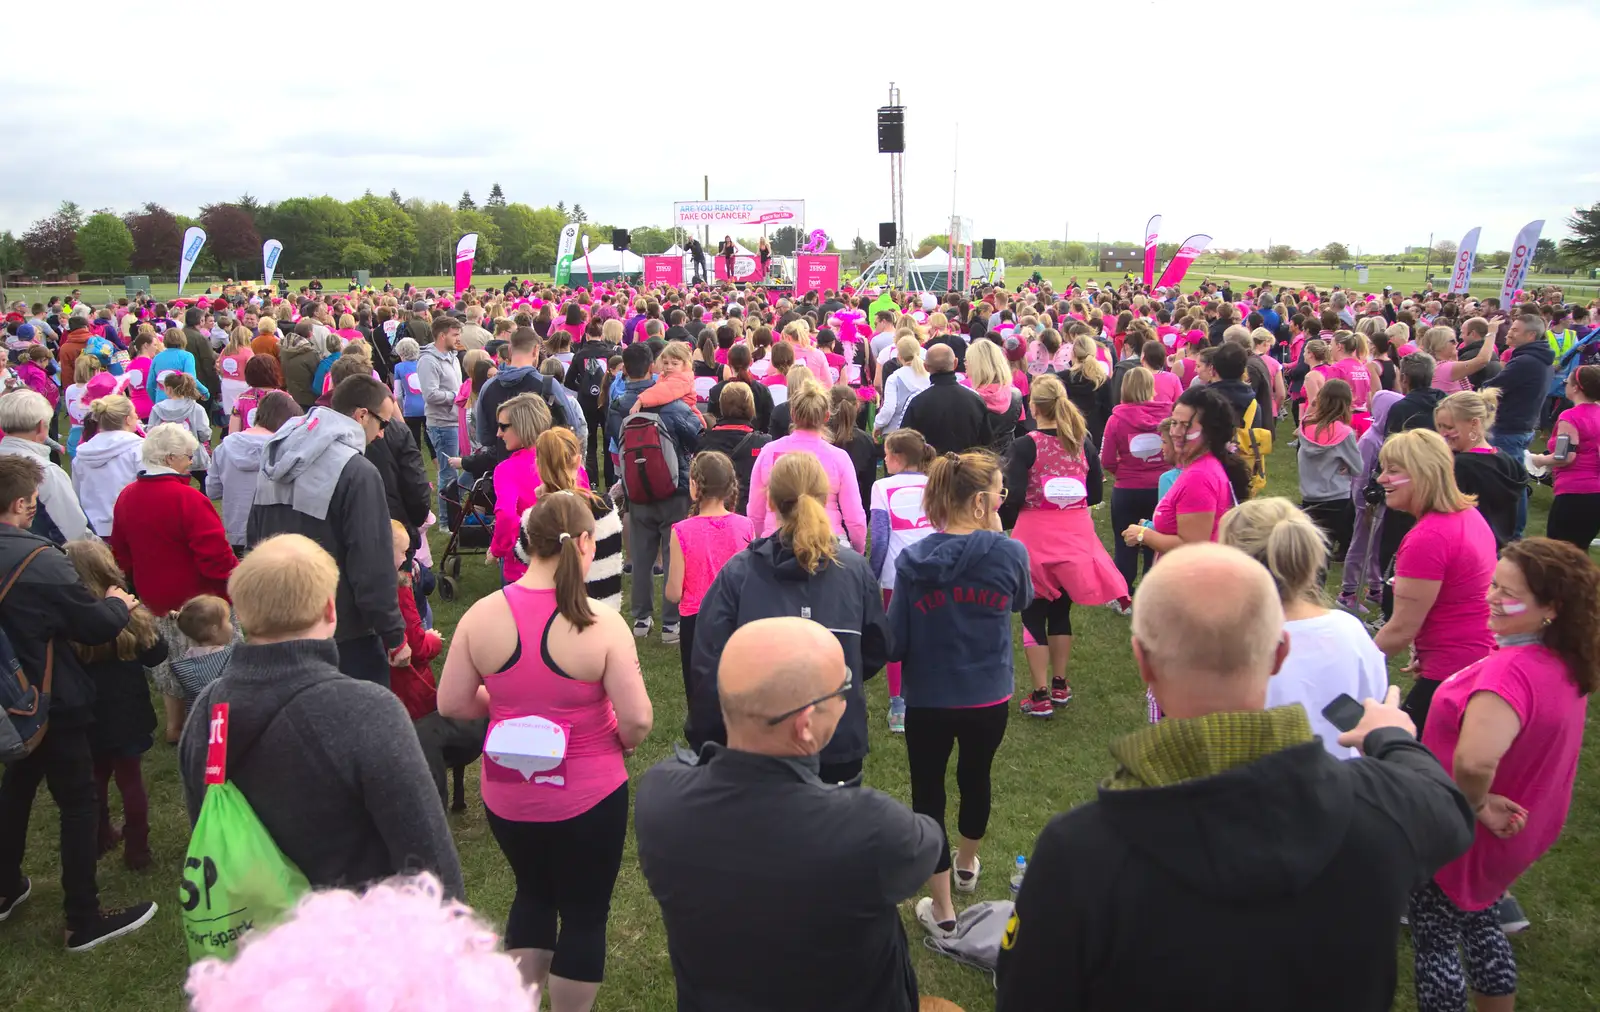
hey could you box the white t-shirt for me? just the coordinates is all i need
[1269,610,1389,759]
[869,472,934,589]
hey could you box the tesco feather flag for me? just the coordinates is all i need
[1142,214,1162,286]
[1154,234,1213,290]
[262,239,284,287]
[1447,227,1481,295]
[453,233,479,295]
[177,226,207,295]
[1498,220,1544,306]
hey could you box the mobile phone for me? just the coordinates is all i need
[1553,434,1571,461]
[1321,693,1366,734]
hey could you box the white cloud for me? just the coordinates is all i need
[2,0,1595,251]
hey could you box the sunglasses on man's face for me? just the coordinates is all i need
[766,671,853,726]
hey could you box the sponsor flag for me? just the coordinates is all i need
[554,223,579,286]
[454,233,478,295]
[1447,227,1481,295]
[1142,214,1162,286]
[177,226,207,295]
[262,239,283,287]
[1499,220,1544,305]
[1154,234,1213,290]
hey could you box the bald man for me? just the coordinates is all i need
[900,342,994,454]
[996,544,1474,1012]
[636,618,941,1012]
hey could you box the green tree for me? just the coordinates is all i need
[627,226,673,255]
[1322,241,1350,264]
[0,231,22,274]
[56,201,85,232]
[262,196,355,276]
[339,241,386,272]
[389,189,404,206]
[486,183,506,208]
[457,190,476,211]
[347,192,417,272]
[1266,244,1296,265]
[1560,202,1600,266]
[406,199,457,275]
[556,201,568,220]
[571,203,587,224]
[236,193,262,217]
[74,213,134,276]
[1062,241,1088,266]
[1532,238,1559,271]
[491,203,544,271]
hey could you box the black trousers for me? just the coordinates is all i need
[1378,509,1417,620]
[1110,485,1158,590]
[1403,677,1443,739]
[1546,492,1600,552]
[486,783,629,982]
[1302,496,1355,560]
[583,405,612,489]
[677,613,698,704]
[406,416,431,460]
[905,702,1009,874]
[337,634,391,690]
[0,725,100,929]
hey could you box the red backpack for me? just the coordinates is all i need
[619,412,681,504]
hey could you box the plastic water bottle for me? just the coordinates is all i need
[1009,855,1028,894]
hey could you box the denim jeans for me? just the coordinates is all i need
[426,424,460,520]
[1487,429,1532,539]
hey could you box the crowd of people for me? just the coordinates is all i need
[0,269,1596,1011]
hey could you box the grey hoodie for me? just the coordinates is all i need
[415,344,462,425]
[207,430,272,546]
[255,407,363,521]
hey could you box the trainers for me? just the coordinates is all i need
[660,622,680,645]
[0,877,30,922]
[1050,677,1073,706]
[1495,894,1530,935]
[632,616,653,638]
[887,696,906,734]
[915,897,956,940]
[953,854,981,894]
[652,565,665,577]
[1106,599,1132,617]
[1335,592,1363,614]
[1020,688,1054,718]
[622,561,633,575]
[65,902,157,952]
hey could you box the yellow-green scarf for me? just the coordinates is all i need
[1104,706,1316,791]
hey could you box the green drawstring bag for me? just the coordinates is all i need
[180,697,311,962]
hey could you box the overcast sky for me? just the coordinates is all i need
[4,0,1596,253]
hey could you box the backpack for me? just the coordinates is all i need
[619,412,681,504]
[573,348,609,413]
[0,547,52,764]
[1236,399,1273,497]
[728,428,772,513]
[922,899,1015,980]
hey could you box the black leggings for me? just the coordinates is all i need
[677,613,697,704]
[1403,677,1442,739]
[485,782,628,982]
[1110,485,1158,590]
[406,416,430,459]
[1546,491,1600,551]
[1302,496,1355,559]
[905,702,1009,874]
[1020,594,1073,642]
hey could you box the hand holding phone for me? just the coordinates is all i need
[1331,686,1415,749]
[1321,693,1367,733]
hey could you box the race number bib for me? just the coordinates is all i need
[484,715,570,787]
[221,358,239,376]
[887,484,929,531]
[1129,432,1164,460]
[1042,476,1088,507]
[406,373,422,394]
[156,369,177,386]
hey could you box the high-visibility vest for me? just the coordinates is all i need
[1548,329,1576,357]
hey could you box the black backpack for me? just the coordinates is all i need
[573,349,609,414]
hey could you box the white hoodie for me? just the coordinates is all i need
[71,429,145,536]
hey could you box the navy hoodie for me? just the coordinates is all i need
[1483,341,1555,434]
[887,530,1031,709]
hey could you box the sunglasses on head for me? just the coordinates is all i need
[766,670,853,726]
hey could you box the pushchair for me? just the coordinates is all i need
[435,475,496,602]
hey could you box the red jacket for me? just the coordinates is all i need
[109,473,235,616]
[390,582,444,720]
[58,328,92,382]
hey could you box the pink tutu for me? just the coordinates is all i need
[1012,508,1128,606]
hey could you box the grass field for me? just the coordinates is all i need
[2,422,1599,1011]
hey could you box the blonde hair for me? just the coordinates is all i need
[1419,326,1458,360]
[718,381,755,420]
[964,339,1008,389]
[224,325,253,356]
[1379,429,1476,515]
[88,394,136,433]
[1436,387,1501,432]
[229,534,340,639]
[534,427,599,509]
[63,540,160,662]
[657,342,693,371]
[896,336,927,378]
[498,392,552,448]
[785,365,817,403]
[601,318,623,344]
[1028,374,1087,456]
[1218,497,1330,605]
[1120,365,1155,404]
[781,319,811,346]
[923,450,1002,531]
[1070,333,1108,388]
[73,355,102,384]
[766,452,838,574]
[788,379,829,431]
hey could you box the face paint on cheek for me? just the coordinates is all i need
[1184,429,1202,442]
[1383,475,1410,487]
[1499,599,1529,615]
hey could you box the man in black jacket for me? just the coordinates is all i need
[901,345,992,454]
[182,307,221,420]
[996,544,1474,1012]
[248,376,408,686]
[1385,352,1446,437]
[1482,313,1555,538]
[565,329,618,482]
[638,618,941,1012]
[0,456,158,951]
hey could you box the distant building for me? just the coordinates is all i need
[1098,247,1143,272]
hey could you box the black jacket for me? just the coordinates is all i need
[367,417,431,552]
[901,372,992,455]
[1454,448,1527,549]
[928,331,970,371]
[86,635,167,756]
[0,524,130,728]
[697,422,770,513]
[996,727,1475,1012]
[636,745,941,1012]
[1062,370,1115,447]
[687,536,889,767]
[1482,341,1555,433]
[1385,386,1445,436]
[564,339,614,414]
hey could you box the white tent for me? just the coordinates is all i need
[573,244,645,283]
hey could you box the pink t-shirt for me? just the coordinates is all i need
[1394,508,1496,682]
[1551,402,1600,495]
[1152,453,1233,543]
[674,513,754,616]
[1152,369,1184,404]
[1424,643,1589,910]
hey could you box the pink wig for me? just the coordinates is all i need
[185,875,532,1012]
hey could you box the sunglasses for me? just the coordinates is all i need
[766,671,853,726]
[497,420,512,431]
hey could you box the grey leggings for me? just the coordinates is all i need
[1410,880,1516,1011]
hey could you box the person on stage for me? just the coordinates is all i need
[687,238,707,284]
[719,236,737,281]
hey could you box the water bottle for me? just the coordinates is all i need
[1009,855,1027,894]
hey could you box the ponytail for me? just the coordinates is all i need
[767,453,838,574]
[515,493,597,630]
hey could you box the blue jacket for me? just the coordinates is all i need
[606,377,702,491]
[1483,341,1554,434]
[394,361,425,418]
[148,347,208,403]
[887,530,1031,709]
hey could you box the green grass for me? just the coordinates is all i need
[3,441,1599,1011]
[996,264,1597,299]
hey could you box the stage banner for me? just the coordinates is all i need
[177,226,207,295]
[713,252,764,284]
[644,255,684,288]
[453,233,478,295]
[795,254,840,297]
[673,199,805,231]
[1142,214,1163,286]
[964,244,972,286]
[554,223,579,286]
[1499,220,1543,305]
[1448,227,1482,295]
[262,239,283,287]
[1154,233,1213,290]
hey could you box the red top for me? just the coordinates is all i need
[390,582,445,720]
[109,472,235,616]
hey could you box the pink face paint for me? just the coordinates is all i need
[1184,428,1202,442]
[1499,599,1529,615]
[1382,475,1410,487]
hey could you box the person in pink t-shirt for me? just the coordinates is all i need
[1412,538,1597,1012]
[1121,386,1248,557]
[665,452,753,689]
[1530,365,1600,550]
[1373,429,1497,733]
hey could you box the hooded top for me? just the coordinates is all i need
[71,429,145,536]
[207,430,272,546]
[1297,418,1361,500]
[1353,390,1403,499]
[257,407,364,521]
[1453,447,1527,549]
[1101,399,1169,490]
[886,530,1030,709]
